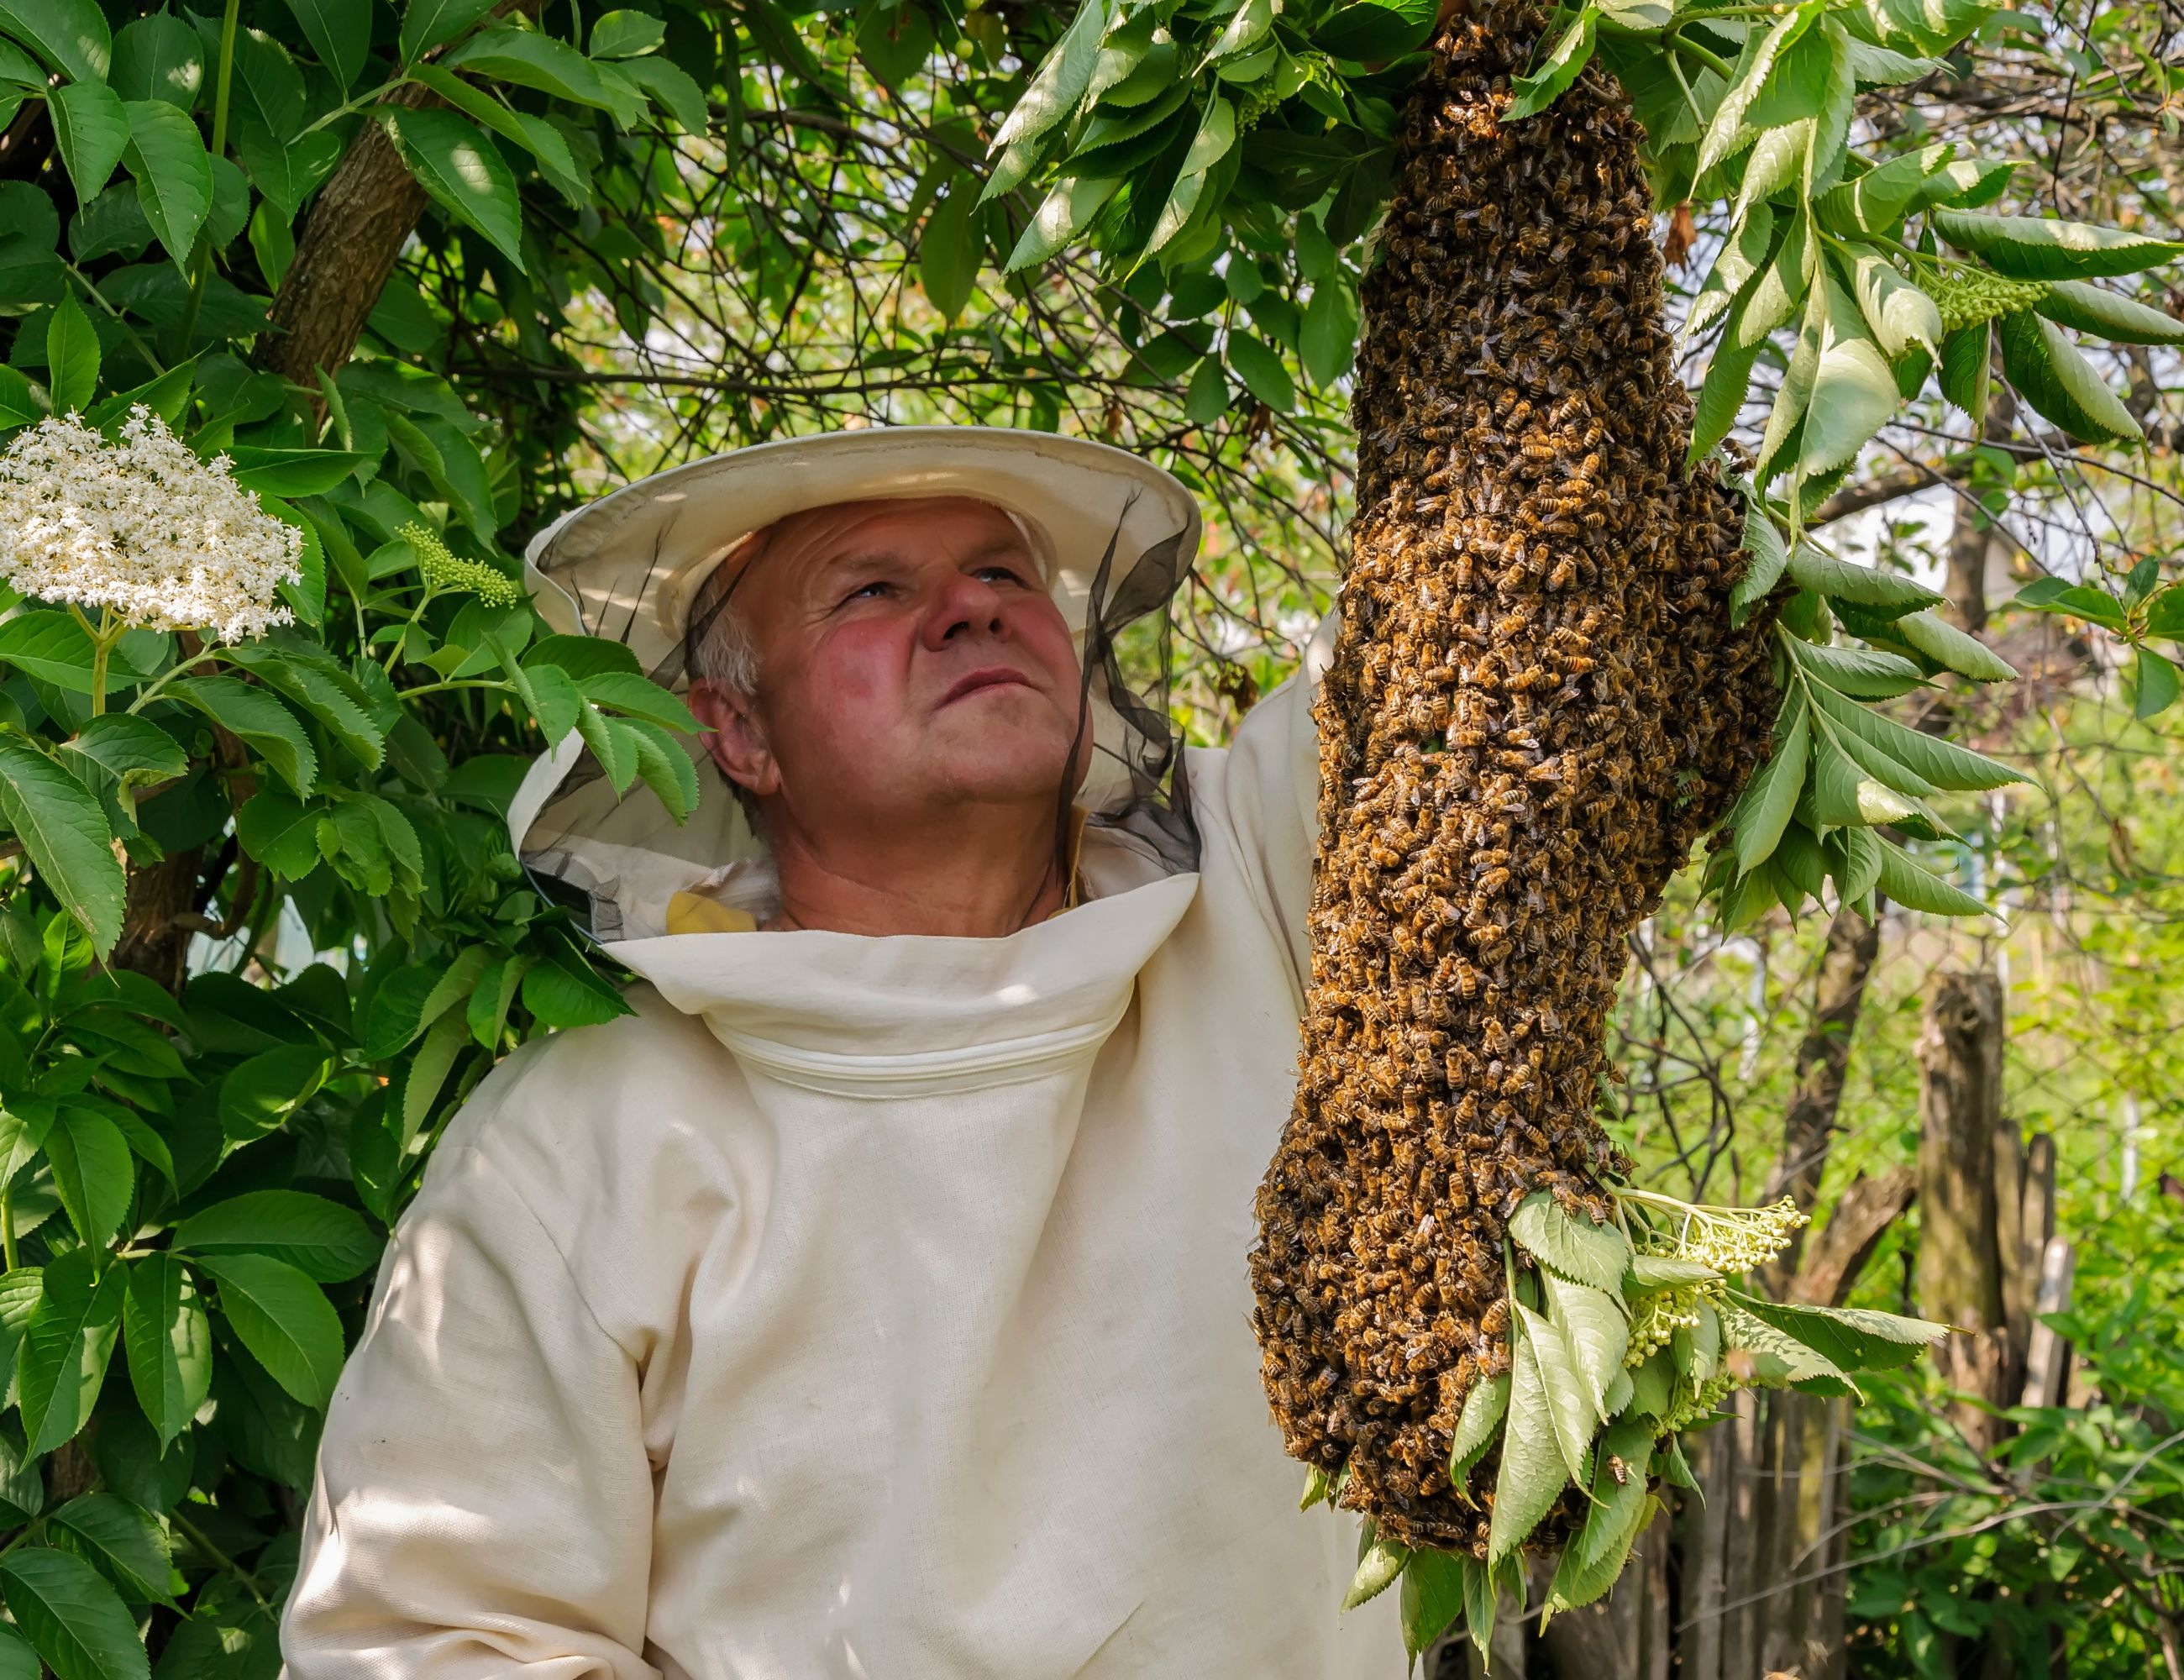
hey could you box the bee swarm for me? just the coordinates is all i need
[1249,1,1782,1551]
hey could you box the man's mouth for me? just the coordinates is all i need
[941,668,1034,706]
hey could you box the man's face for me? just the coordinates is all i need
[687,496,1089,833]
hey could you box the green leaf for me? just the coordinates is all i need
[1785,543,1942,612]
[1226,333,1294,413]
[521,956,630,1029]
[1690,333,1762,469]
[16,1249,122,1457]
[1757,282,1824,484]
[220,643,383,768]
[1728,1291,1948,1373]
[1696,3,1814,180]
[1398,1548,1467,1662]
[400,1007,470,1143]
[1461,1556,1497,1660]
[1317,0,1438,58]
[1871,837,1989,917]
[1730,701,1807,872]
[123,98,212,268]
[0,736,123,956]
[1799,268,1898,480]
[49,1494,172,1606]
[1344,1537,1408,1609]
[2137,647,2181,719]
[1788,637,1927,699]
[0,0,108,81]
[1805,680,2027,790]
[233,115,340,217]
[44,291,100,417]
[48,80,129,203]
[176,1189,379,1283]
[0,1546,147,1680]
[122,1252,211,1447]
[1489,1316,1569,1562]
[591,8,663,57]
[502,652,582,744]
[1448,1371,1509,1484]
[1004,173,1120,272]
[171,677,318,795]
[1545,1272,1629,1422]
[59,714,186,790]
[2036,278,2184,345]
[235,789,322,878]
[225,447,370,497]
[1729,490,1789,623]
[0,364,39,427]
[918,183,980,324]
[1508,1190,1631,1292]
[218,1042,331,1142]
[1892,609,2016,681]
[379,105,526,271]
[1997,309,2141,445]
[1932,207,2184,281]
[1506,8,1596,122]
[990,0,1105,153]
[1719,1300,1857,1394]
[196,1252,344,1409]
[0,0,110,80]
[1848,249,1940,358]
[397,0,496,61]
[0,1625,34,1680]
[1299,274,1358,390]
[1516,1299,1593,1488]
[1688,202,1775,344]
[1816,141,1956,236]
[1629,1255,1720,1290]
[2015,574,2127,628]
[1936,320,1990,427]
[43,1100,131,1247]
[626,717,699,822]
[1546,1423,1653,1612]
[282,0,368,83]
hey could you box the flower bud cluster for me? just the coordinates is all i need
[1925,271,2052,334]
[1640,1196,1806,1277]
[402,522,520,607]
[1661,1371,1739,1434]
[1626,1287,1705,1366]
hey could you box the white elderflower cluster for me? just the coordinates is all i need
[0,407,304,643]
[1637,1195,1808,1276]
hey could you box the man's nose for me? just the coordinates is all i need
[924,572,1010,648]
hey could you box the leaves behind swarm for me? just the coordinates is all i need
[1248,0,1777,1550]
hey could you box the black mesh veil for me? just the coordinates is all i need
[514,483,1202,945]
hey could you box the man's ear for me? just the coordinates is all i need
[686,679,782,801]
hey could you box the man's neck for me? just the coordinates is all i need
[763,807,1068,937]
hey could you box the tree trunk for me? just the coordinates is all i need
[1763,902,1881,1292]
[1915,971,2013,1451]
[112,849,205,996]
[257,82,437,386]
[1941,390,2018,633]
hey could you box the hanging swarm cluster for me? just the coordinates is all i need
[1249,0,1783,1550]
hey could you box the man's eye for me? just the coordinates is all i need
[978,565,1031,586]
[843,580,890,604]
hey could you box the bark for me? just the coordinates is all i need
[1915,971,2013,1451]
[1941,390,2018,634]
[112,849,206,996]
[1793,1167,1917,1310]
[257,82,438,386]
[1763,903,1882,1292]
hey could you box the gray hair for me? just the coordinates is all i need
[685,533,766,696]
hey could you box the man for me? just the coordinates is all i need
[281,428,1402,1677]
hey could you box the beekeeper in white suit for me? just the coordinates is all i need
[280,428,1404,1677]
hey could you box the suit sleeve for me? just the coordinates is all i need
[281,1140,659,1680]
[1208,611,1337,990]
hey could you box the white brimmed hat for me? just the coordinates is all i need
[512,425,1205,943]
[523,426,1203,675]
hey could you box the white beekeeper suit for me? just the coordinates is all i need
[280,429,1405,1678]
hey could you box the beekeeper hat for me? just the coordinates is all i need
[511,425,1205,943]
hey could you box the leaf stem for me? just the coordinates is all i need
[169,1504,272,1612]
[1669,28,1736,78]
[176,0,244,359]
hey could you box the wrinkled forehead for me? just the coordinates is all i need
[715,494,1047,612]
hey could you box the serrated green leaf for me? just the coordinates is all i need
[1506,8,1596,121]
[1892,609,2017,681]
[1509,1190,1631,1291]
[1517,1299,1594,1489]
[122,1253,210,1448]
[1488,1325,1567,1562]
[1719,1299,1858,1394]
[1545,1272,1630,1422]
[17,1249,121,1457]
[0,737,123,957]
[175,1189,379,1282]
[0,1546,146,1680]
[1789,636,1927,698]
[1730,700,1806,871]
[49,1493,172,1606]
[380,105,525,271]
[197,1252,344,1409]
[1933,207,2184,281]
[1449,1371,1509,1484]
[2137,648,2181,719]
[1804,680,2026,790]
[1399,1547,1467,1661]
[48,81,129,204]
[2036,278,2184,345]
[1997,309,2141,445]
[1629,1255,1721,1291]
[1785,543,1942,612]
[1874,837,1992,918]
[1345,1537,1408,1609]
[990,0,1106,153]
[1728,1290,1948,1372]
